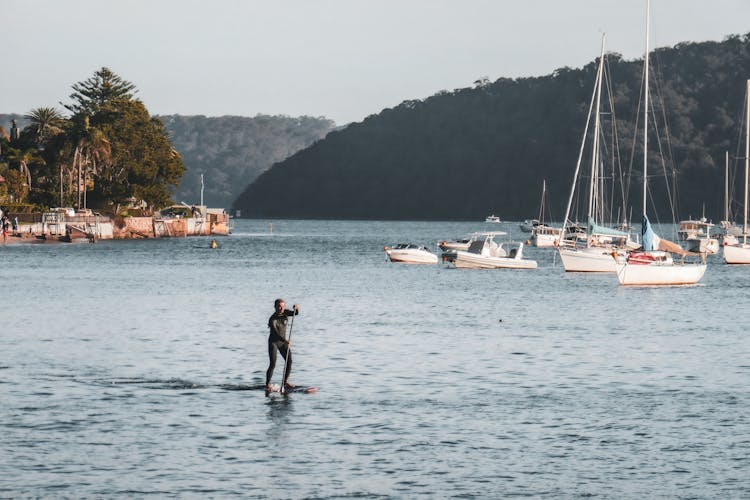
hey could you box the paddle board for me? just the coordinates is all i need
[266,384,317,395]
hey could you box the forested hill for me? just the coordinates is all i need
[1,113,335,210]
[159,115,334,209]
[234,34,750,222]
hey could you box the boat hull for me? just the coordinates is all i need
[450,251,537,269]
[532,234,557,248]
[385,249,438,264]
[614,261,706,285]
[723,243,750,264]
[686,237,719,255]
[558,247,623,272]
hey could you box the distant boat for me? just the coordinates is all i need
[724,79,750,264]
[530,179,563,247]
[720,151,742,240]
[384,243,438,264]
[531,224,563,248]
[519,219,539,233]
[615,1,706,285]
[678,218,719,255]
[484,215,501,223]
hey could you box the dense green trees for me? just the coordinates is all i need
[234,34,750,222]
[0,67,184,213]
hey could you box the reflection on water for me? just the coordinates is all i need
[1,220,748,497]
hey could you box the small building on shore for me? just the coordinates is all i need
[4,206,231,243]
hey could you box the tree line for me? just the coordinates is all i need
[234,34,750,223]
[0,68,184,214]
[1,109,335,212]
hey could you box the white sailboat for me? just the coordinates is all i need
[723,79,750,264]
[614,1,706,285]
[557,35,635,272]
[721,150,742,243]
[530,180,563,247]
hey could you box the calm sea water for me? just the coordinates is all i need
[1,220,748,498]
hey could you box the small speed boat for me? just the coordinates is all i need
[443,233,537,269]
[485,214,501,223]
[384,243,438,264]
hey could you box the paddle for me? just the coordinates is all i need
[279,313,295,394]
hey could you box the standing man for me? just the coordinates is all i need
[266,298,299,392]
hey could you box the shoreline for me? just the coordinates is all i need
[1,207,231,244]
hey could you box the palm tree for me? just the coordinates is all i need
[24,107,66,146]
[70,116,111,209]
[5,147,46,199]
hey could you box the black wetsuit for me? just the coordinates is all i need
[266,308,298,386]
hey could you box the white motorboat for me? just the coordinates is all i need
[439,231,506,252]
[678,218,719,254]
[444,233,536,269]
[485,214,501,223]
[685,235,719,255]
[384,243,438,264]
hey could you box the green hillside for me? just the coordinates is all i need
[234,34,750,222]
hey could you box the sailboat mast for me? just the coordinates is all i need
[588,34,606,221]
[643,0,650,217]
[725,150,729,223]
[744,79,749,243]
[560,34,606,240]
[540,179,546,224]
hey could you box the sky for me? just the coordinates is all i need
[3,0,750,125]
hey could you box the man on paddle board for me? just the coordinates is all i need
[266,298,299,392]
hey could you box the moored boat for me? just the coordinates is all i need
[531,224,563,248]
[438,237,472,252]
[519,219,539,233]
[678,218,719,254]
[615,2,706,285]
[724,79,750,264]
[444,233,536,269]
[384,243,438,264]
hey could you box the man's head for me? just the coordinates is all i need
[274,298,285,313]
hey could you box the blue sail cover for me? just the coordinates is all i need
[587,217,629,238]
[641,215,660,251]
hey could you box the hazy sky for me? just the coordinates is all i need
[3,0,749,125]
